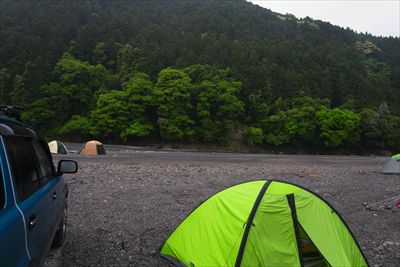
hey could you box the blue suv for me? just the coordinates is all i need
[0,114,78,267]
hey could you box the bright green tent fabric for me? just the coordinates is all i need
[241,193,301,266]
[160,180,368,267]
[392,154,400,158]
[161,181,265,266]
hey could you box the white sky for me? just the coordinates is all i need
[249,0,400,37]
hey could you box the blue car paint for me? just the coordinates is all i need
[17,177,66,265]
[0,117,69,267]
[0,136,30,267]
[0,206,30,267]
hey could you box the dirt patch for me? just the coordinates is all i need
[53,147,399,267]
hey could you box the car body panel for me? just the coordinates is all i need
[0,136,30,267]
[17,177,64,266]
[0,116,71,267]
[0,206,29,267]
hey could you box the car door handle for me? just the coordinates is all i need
[28,214,37,231]
[52,191,57,200]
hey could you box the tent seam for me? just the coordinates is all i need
[234,180,271,267]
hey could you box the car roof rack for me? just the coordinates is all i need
[0,105,24,120]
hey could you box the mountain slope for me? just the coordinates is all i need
[0,0,399,150]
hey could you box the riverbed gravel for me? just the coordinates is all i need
[52,145,399,267]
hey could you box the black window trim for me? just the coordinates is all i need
[8,136,40,200]
[4,135,56,201]
[31,139,56,183]
[0,156,5,210]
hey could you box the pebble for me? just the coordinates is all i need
[53,149,400,267]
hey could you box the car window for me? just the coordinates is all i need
[5,136,40,200]
[31,140,55,183]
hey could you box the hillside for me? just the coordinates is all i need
[0,0,399,151]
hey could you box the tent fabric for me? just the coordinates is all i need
[161,181,264,266]
[392,154,400,159]
[160,180,368,267]
[79,140,106,155]
[48,140,67,154]
[380,157,400,174]
[240,193,301,266]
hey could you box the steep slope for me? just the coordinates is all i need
[1,0,398,111]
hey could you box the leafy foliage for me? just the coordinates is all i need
[186,65,244,143]
[0,0,399,152]
[245,127,264,145]
[58,115,91,138]
[316,108,361,148]
[155,68,195,142]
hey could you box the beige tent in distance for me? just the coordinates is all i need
[79,140,106,155]
[48,140,68,154]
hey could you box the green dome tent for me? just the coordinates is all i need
[48,140,67,154]
[160,180,368,267]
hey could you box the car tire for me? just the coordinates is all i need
[52,206,67,248]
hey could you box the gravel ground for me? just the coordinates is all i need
[51,145,400,267]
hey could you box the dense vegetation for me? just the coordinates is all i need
[1,0,399,152]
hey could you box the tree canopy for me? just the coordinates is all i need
[0,0,399,152]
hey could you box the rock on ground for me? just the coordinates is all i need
[50,146,399,267]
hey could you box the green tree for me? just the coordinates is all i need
[245,127,263,145]
[185,65,244,143]
[262,111,289,146]
[89,90,129,139]
[359,106,400,150]
[54,52,113,116]
[10,75,30,107]
[89,73,155,141]
[59,115,92,138]
[117,44,144,81]
[155,68,195,142]
[120,73,155,140]
[261,97,328,147]
[22,52,113,135]
[93,42,118,69]
[0,68,11,103]
[21,98,55,132]
[21,82,70,135]
[316,108,361,148]
[284,97,329,147]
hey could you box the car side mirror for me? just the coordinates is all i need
[58,160,78,174]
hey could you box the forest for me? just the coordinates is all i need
[0,0,399,152]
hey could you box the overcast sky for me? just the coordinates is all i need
[249,0,400,37]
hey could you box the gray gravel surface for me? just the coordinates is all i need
[52,145,400,267]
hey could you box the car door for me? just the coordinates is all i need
[0,137,30,267]
[30,138,64,214]
[30,138,67,251]
[5,135,59,266]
